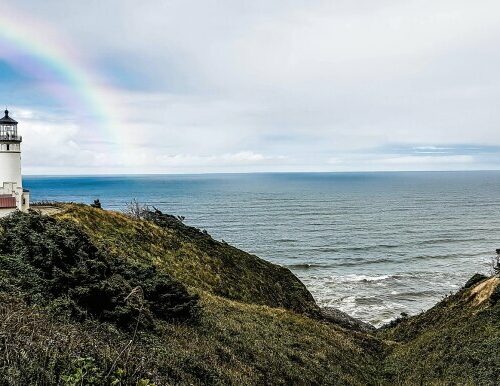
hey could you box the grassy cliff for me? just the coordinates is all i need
[0,204,499,385]
[379,275,500,385]
[55,204,319,316]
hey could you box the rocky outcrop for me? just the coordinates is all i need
[321,307,376,333]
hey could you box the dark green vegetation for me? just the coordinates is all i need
[0,204,499,385]
[0,212,199,330]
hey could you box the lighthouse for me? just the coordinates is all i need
[0,109,29,216]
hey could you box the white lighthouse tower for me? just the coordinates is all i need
[0,109,29,216]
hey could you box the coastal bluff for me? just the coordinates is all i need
[0,203,499,385]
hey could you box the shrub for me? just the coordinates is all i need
[463,273,488,289]
[0,211,200,329]
[490,283,500,305]
[126,201,201,238]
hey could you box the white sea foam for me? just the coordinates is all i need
[332,274,392,283]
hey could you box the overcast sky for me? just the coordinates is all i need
[1,0,500,174]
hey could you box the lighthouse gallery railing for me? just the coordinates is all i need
[0,134,22,141]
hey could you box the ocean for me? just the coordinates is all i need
[25,171,500,326]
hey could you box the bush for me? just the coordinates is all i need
[0,211,200,329]
[126,200,202,239]
[463,273,488,289]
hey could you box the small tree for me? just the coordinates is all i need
[125,199,150,220]
[90,199,102,209]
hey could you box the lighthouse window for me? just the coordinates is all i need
[6,145,9,151]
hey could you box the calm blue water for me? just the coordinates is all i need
[25,172,500,325]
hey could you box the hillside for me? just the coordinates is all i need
[0,204,499,385]
[379,274,500,385]
[54,204,319,316]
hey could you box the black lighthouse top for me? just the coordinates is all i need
[0,110,18,125]
[0,110,21,141]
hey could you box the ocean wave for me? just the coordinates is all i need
[287,263,324,269]
[388,290,438,298]
[331,274,393,283]
[309,238,489,255]
[290,252,489,272]
[412,237,487,245]
[413,251,491,260]
[314,244,400,253]
[327,257,397,267]
[275,238,297,243]
[287,257,398,269]
[322,295,406,326]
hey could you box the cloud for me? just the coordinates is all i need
[18,108,110,173]
[2,0,500,173]
[327,153,478,172]
[155,151,286,167]
[413,146,451,151]
[380,155,474,167]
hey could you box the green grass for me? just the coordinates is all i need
[55,204,319,315]
[0,288,385,385]
[378,278,500,385]
[0,206,382,385]
[1,204,499,385]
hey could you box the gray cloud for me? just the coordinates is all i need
[4,0,500,173]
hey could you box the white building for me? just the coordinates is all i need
[0,110,29,217]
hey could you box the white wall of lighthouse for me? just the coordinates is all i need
[0,110,29,214]
[0,143,22,188]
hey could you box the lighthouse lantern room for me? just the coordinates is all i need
[0,109,29,216]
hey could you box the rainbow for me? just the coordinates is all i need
[0,6,129,162]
